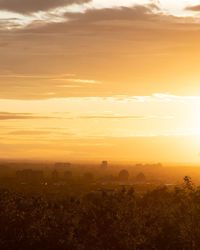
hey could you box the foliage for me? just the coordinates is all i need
[1,178,200,249]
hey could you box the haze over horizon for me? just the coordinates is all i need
[1,0,200,163]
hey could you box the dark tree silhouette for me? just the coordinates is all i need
[1,177,200,250]
[118,169,129,182]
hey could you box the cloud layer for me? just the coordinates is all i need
[185,4,200,12]
[0,0,90,14]
[0,4,200,99]
[0,112,52,120]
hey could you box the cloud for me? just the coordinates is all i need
[185,5,200,12]
[79,115,147,119]
[8,130,52,135]
[79,114,173,120]
[0,4,200,99]
[0,112,53,120]
[64,4,159,23]
[0,0,90,14]
[0,73,101,99]
[0,73,74,79]
[25,4,161,32]
[51,77,101,84]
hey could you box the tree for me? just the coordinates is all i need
[135,172,146,183]
[118,169,129,182]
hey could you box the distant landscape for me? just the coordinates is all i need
[1,161,200,249]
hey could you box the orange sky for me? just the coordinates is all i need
[1,0,200,163]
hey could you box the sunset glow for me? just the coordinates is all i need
[1,0,200,163]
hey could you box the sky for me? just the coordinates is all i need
[1,0,200,163]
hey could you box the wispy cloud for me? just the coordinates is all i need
[0,0,90,14]
[132,94,200,103]
[79,115,147,119]
[8,130,52,135]
[57,78,101,84]
[0,73,75,79]
[185,4,200,12]
[153,93,200,102]
[52,78,101,84]
[0,112,54,120]
[78,114,173,119]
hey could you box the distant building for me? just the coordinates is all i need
[101,161,108,170]
[16,169,44,183]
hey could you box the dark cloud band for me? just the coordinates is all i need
[0,112,53,120]
[0,0,90,14]
[185,5,200,12]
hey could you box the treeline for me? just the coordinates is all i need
[0,177,200,250]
